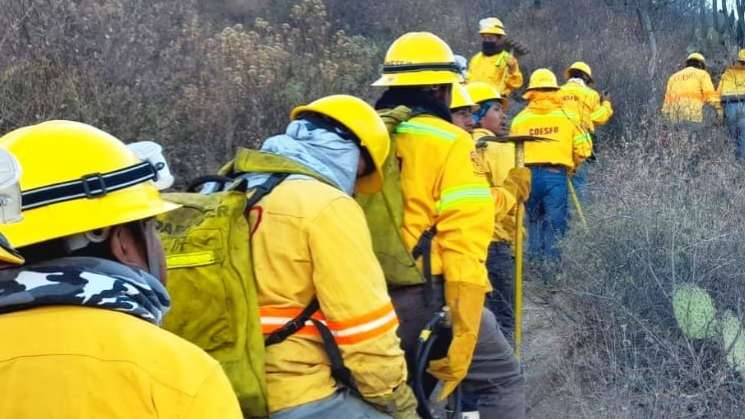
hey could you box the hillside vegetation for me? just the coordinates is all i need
[2,0,744,417]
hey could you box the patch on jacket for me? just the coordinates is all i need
[470,151,488,176]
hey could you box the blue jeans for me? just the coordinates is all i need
[271,389,390,419]
[724,102,745,160]
[571,161,590,206]
[485,241,515,338]
[526,166,569,262]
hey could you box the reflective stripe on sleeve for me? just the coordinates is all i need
[573,133,592,145]
[396,121,457,142]
[259,302,399,345]
[436,183,492,213]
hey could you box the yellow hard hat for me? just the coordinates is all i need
[479,17,506,36]
[565,61,593,81]
[450,83,475,109]
[687,52,706,64]
[0,120,180,248]
[526,68,560,91]
[372,32,461,87]
[465,81,505,105]
[738,49,745,62]
[290,95,390,194]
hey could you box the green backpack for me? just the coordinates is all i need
[156,148,356,417]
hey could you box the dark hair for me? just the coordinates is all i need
[568,69,592,84]
[686,59,705,70]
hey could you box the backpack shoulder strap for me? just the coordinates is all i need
[264,298,359,394]
[246,173,291,208]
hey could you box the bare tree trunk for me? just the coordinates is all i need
[713,0,719,30]
[638,5,657,82]
[700,0,707,31]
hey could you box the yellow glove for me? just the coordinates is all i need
[377,105,412,134]
[427,280,487,400]
[366,384,419,419]
[502,167,532,203]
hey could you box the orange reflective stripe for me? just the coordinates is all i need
[260,323,320,338]
[325,302,395,330]
[259,303,399,345]
[327,303,399,345]
[334,317,399,345]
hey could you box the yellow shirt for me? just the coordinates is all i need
[393,114,494,287]
[253,179,407,413]
[510,91,592,170]
[662,66,720,123]
[718,66,745,100]
[558,80,613,133]
[472,128,524,245]
[468,51,524,96]
[0,306,242,419]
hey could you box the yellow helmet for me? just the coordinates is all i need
[0,120,180,248]
[565,61,593,81]
[465,81,505,106]
[687,52,706,65]
[290,95,389,194]
[450,83,475,110]
[372,32,461,87]
[526,68,560,91]
[479,17,506,36]
[738,49,745,62]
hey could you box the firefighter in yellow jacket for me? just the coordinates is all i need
[248,95,416,418]
[558,61,613,203]
[372,32,525,419]
[468,17,524,97]
[0,121,242,419]
[662,53,720,124]
[718,49,745,159]
[511,69,592,263]
[466,81,530,339]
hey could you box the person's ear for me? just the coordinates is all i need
[109,224,149,271]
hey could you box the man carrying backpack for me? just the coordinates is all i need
[368,32,526,419]
[0,121,242,419]
[239,95,416,418]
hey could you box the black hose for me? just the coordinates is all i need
[414,311,448,419]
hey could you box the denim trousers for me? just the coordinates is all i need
[526,166,569,262]
[724,101,745,160]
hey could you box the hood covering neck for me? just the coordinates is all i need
[567,77,587,87]
[242,119,360,195]
[375,88,452,122]
[0,257,170,324]
[522,90,563,113]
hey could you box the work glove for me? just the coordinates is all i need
[378,106,412,135]
[502,167,531,203]
[366,384,419,419]
[427,280,487,400]
[507,55,518,72]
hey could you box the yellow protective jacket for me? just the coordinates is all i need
[662,66,720,123]
[468,51,524,96]
[718,66,745,102]
[558,80,613,133]
[510,91,592,170]
[393,115,495,287]
[472,128,523,245]
[253,178,407,413]
[0,306,242,419]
